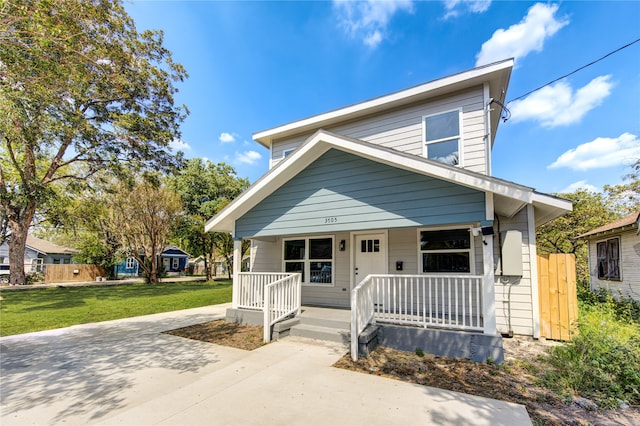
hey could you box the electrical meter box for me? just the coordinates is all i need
[497,230,523,277]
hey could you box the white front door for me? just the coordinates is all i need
[353,233,387,287]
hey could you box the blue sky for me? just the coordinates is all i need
[126,1,640,195]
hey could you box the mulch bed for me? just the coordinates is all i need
[163,319,264,350]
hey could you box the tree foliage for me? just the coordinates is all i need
[106,179,183,283]
[0,0,187,284]
[167,159,249,280]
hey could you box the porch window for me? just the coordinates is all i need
[597,238,620,281]
[424,109,461,166]
[283,237,333,285]
[419,229,471,273]
[172,258,179,270]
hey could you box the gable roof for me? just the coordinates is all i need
[205,130,571,235]
[577,211,640,239]
[253,59,513,149]
[26,235,78,256]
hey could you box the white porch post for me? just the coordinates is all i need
[482,233,497,334]
[232,237,242,309]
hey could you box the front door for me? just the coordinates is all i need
[353,233,387,287]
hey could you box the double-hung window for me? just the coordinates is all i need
[596,238,621,281]
[172,258,180,270]
[424,109,461,166]
[283,237,333,285]
[419,229,471,273]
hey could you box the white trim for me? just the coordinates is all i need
[483,82,492,175]
[482,234,497,334]
[204,130,560,235]
[416,226,476,275]
[253,59,514,147]
[422,108,463,167]
[282,235,335,287]
[527,204,541,339]
[350,230,388,290]
[485,191,494,222]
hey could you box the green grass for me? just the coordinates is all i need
[0,280,232,336]
[541,289,640,408]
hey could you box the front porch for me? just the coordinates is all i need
[228,271,502,362]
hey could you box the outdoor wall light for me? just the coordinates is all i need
[339,240,346,251]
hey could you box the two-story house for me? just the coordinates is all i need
[205,59,572,361]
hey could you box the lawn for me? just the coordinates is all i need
[0,280,232,336]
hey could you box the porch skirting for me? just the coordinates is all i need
[378,324,504,363]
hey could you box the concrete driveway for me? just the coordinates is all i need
[0,304,531,425]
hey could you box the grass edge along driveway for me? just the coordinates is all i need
[0,280,232,336]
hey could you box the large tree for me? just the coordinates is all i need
[106,179,182,283]
[168,159,249,280]
[0,0,187,284]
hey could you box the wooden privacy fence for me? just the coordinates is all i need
[538,253,578,341]
[44,264,108,283]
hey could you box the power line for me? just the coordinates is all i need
[506,37,640,105]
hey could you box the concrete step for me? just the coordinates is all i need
[288,323,350,344]
[296,316,350,330]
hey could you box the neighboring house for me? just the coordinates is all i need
[115,246,190,277]
[205,59,572,360]
[578,211,640,302]
[0,235,78,277]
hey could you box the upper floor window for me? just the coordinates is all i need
[597,238,620,281]
[424,109,461,166]
[282,148,294,158]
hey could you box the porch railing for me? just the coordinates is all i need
[237,272,293,310]
[263,273,302,342]
[351,274,484,360]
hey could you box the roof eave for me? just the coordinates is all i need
[253,59,514,148]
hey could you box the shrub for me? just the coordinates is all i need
[542,290,640,408]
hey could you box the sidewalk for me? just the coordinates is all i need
[0,305,532,425]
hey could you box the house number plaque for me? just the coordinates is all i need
[324,217,338,224]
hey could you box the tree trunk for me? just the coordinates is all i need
[7,201,36,285]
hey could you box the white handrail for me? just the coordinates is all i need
[350,275,375,361]
[263,273,302,343]
[237,272,292,310]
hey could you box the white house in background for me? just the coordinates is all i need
[205,59,572,361]
[0,235,78,276]
[578,211,640,302]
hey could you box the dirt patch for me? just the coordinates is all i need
[164,320,264,351]
[334,337,640,426]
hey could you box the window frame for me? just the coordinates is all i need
[126,257,136,269]
[417,226,475,275]
[422,108,463,167]
[596,237,621,281]
[282,148,295,158]
[282,236,335,287]
[172,258,180,270]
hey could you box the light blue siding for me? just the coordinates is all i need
[236,149,486,238]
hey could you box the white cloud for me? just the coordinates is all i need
[333,0,414,48]
[235,150,262,165]
[219,132,237,143]
[169,138,191,151]
[476,3,568,66]
[443,0,491,19]
[559,180,599,194]
[548,133,640,171]
[509,75,614,127]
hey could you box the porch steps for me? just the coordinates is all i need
[283,307,351,344]
[288,323,350,344]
